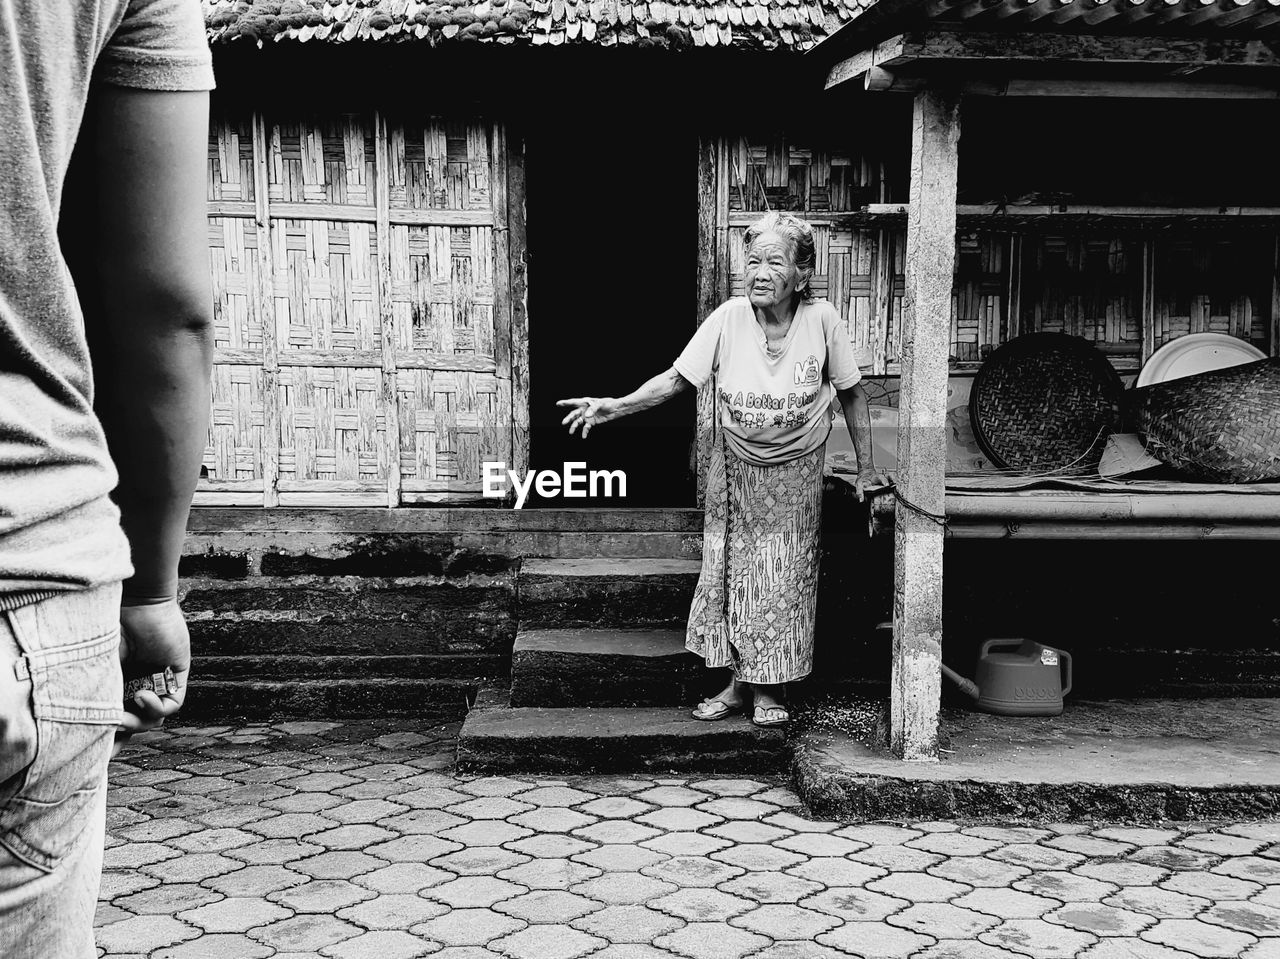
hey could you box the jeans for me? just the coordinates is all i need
[0,585,122,959]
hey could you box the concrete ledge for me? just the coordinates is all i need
[793,698,1280,822]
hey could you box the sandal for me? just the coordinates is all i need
[691,697,742,722]
[752,705,790,728]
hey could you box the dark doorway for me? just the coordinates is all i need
[524,110,697,507]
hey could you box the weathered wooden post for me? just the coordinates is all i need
[892,88,960,761]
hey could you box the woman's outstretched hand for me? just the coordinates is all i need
[557,397,617,437]
[853,468,891,502]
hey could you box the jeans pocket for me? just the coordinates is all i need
[0,629,121,873]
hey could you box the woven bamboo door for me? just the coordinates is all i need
[203,111,523,506]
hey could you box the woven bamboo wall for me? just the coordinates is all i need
[202,110,516,506]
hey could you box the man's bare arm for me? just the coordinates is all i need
[77,87,213,605]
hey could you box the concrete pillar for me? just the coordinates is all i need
[891,88,960,762]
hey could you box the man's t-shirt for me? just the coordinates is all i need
[0,0,215,607]
[673,297,862,466]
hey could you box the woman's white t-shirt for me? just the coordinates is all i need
[673,297,862,466]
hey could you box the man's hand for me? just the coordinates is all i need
[557,397,617,437]
[853,468,891,502]
[115,600,190,749]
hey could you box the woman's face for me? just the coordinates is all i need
[745,231,805,310]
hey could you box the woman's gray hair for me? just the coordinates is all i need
[743,211,817,301]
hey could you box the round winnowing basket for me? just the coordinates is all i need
[969,333,1123,472]
[1129,357,1280,483]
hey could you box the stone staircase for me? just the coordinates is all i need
[457,558,790,774]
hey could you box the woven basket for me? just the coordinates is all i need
[969,333,1123,472]
[1129,357,1280,483]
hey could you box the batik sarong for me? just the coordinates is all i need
[686,435,824,685]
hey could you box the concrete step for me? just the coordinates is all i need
[457,695,788,774]
[519,558,701,629]
[197,653,504,681]
[181,678,476,721]
[510,629,706,707]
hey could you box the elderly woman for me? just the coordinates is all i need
[558,211,884,726]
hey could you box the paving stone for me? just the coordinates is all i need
[764,811,839,833]
[571,820,661,845]
[636,808,723,831]
[980,919,1098,958]
[99,869,161,899]
[1181,834,1268,856]
[694,797,777,820]
[266,793,346,814]
[245,813,336,839]
[499,858,603,891]
[1163,871,1263,901]
[953,887,1059,919]
[1080,940,1203,959]
[788,856,886,887]
[710,842,805,872]
[489,925,606,959]
[381,810,469,835]
[817,920,933,958]
[327,799,407,824]
[1014,871,1118,903]
[573,843,670,871]
[990,843,1087,871]
[95,903,134,928]
[345,762,419,782]
[145,852,244,883]
[271,879,377,913]
[907,833,1002,856]
[292,850,387,879]
[653,922,769,959]
[869,873,973,904]
[1093,827,1184,846]
[512,786,597,807]
[1244,942,1280,959]
[1076,862,1170,886]
[178,897,293,933]
[114,818,201,843]
[634,786,709,807]
[432,847,532,876]
[930,857,1031,888]
[455,777,535,798]
[437,821,534,847]
[1044,834,1135,857]
[1106,885,1210,920]
[800,886,910,921]
[641,855,744,887]
[1214,857,1280,884]
[570,873,679,905]
[426,877,530,909]
[704,821,792,844]
[752,787,802,808]
[494,890,604,923]
[771,831,865,856]
[571,904,685,942]
[691,779,770,797]
[1254,888,1280,910]
[1131,847,1222,873]
[204,864,309,897]
[95,916,202,954]
[1047,903,1157,937]
[103,841,184,869]
[748,942,849,959]
[115,883,223,915]
[152,933,276,958]
[851,844,943,872]
[336,893,448,929]
[412,909,526,947]
[915,941,1030,959]
[585,946,682,959]
[199,805,278,829]
[1201,901,1280,937]
[313,824,400,850]
[890,902,1001,938]
[836,824,924,845]
[577,797,655,818]
[227,838,324,865]
[320,930,441,959]
[248,914,365,952]
[446,797,536,820]
[355,862,455,894]
[641,833,733,857]
[282,771,361,792]
[504,808,597,834]
[1142,919,1259,957]
[718,871,824,904]
[729,902,841,939]
[1224,824,1280,843]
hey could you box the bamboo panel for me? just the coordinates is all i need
[725,137,878,213]
[1020,235,1143,360]
[271,219,382,353]
[208,117,254,203]
[203,365,265,484]
[395,369,504,487]
[277,366,387,484]
[267,116,376,207]
[1152,236,1270,353]
[387,118,493,211]
[951,232,1006,365]
[208,217,265,351]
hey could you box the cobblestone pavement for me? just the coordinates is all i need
[97,719,1280,959]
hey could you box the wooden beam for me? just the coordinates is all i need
[891,88,960,763]
[696,136,720,507]
[890,31,1280,67]
[508,129,530,481]
[826,35,907,90]
[251,112,280,509]
[867,203,1280,217]
[862,72,1280,98]
[1272,233,1280,358]
[491,120,515,503]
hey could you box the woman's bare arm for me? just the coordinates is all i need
[559,367,691,437]
[835,383,889,500]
